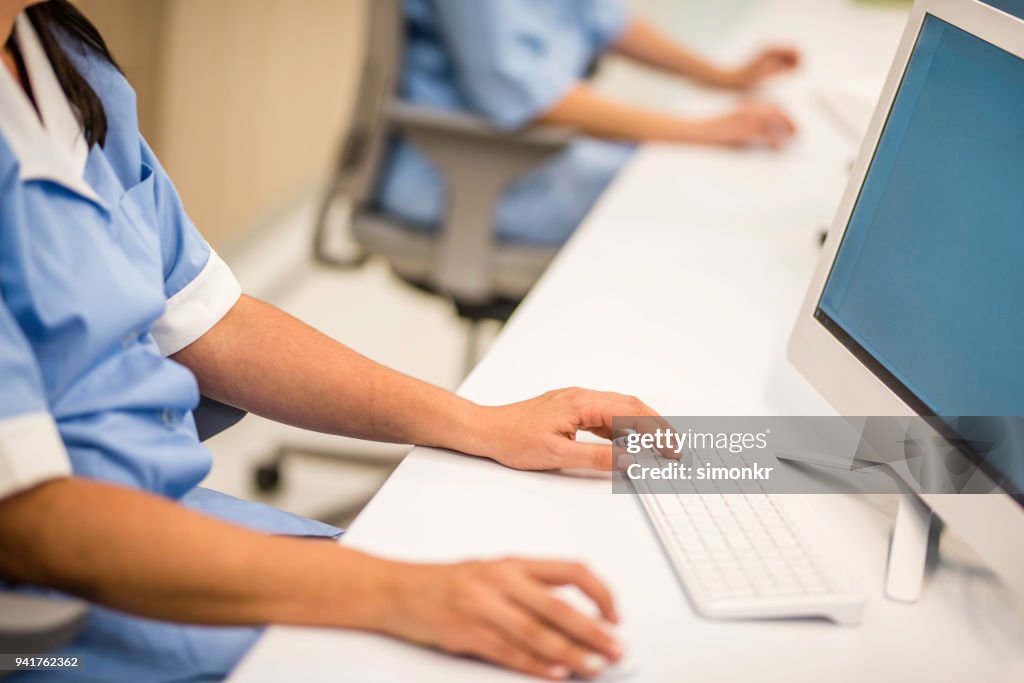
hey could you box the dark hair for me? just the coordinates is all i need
[15,1,119,147]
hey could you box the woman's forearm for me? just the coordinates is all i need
[0,477,395,630]
[535,20,799,145]
[172,295,488,454]
[171,296,664,472]
[536,84,717,143]
[0,477,628,678]
[610,18,737,88]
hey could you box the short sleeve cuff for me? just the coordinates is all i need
[151,249,242,356]
[0,411,71,501]
[488,73,578,130]
[589,3,632,50]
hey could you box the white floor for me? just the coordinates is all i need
[200,0,756,526]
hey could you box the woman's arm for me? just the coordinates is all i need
[610,17,800,90]
[0,478,389,629]
[535,84,795,148]
[0,477,622,679]
[530,16,799,147]
[172,295,657,471]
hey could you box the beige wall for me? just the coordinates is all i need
[75,0,165,138]
[77,0,366,249]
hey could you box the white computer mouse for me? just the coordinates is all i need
[583,653,640,681]
[553,587,640,680]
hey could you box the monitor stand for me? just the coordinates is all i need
[885,493,938,602]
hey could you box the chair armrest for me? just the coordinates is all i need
[384,100,576,303]
[385,101,574,151]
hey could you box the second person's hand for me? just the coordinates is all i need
[725,46,801,89]
[687,101,797,149]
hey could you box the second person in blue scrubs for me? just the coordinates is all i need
[378,0,800,246]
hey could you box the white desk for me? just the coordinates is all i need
[231,1,1024,681]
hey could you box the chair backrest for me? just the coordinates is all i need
[333,0,404,207]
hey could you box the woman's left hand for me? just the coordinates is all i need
[468,388,663,471]
[727,46,800,89]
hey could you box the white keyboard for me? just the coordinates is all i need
[629,448,866,625]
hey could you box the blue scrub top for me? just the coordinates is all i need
[0,15,338,682]
[375,0,634,246]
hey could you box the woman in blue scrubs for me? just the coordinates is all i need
[0,2,660,680]
[378,0,800,246]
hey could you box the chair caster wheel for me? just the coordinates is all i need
[255,462,282,492]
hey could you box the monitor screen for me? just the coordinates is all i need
[815,15,1024,489]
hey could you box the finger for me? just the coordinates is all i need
[755,115,782,146]
[581,415,663,441]
[755,60,785,78]
[525,561,619,624]
[764,121,790,149]
[764,104,797,135]
[761,47,798,67]
[769,118,795,147]
[756,109,795,147]
[583,394,675,460]
[773,46,801,66]
[778,108,798,135]
[483,597,606,678]
[511,583,621,662]
[734,115,773,147]
[765,55,794,71]
[736,100,766,117]
[579,392,669,438]
[560,441,613,471]
[601,393,663,421]
[577,395,628,439]
[467,625,570,681]
[610,416,677,459]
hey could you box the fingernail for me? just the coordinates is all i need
[547,665,570,680]
[583,653,608,673]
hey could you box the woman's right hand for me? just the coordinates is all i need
[687,101,797,149]
[376,557,624,680]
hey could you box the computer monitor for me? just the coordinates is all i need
[789,0,1024,601]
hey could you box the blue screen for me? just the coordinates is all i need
[819,15,1024,418]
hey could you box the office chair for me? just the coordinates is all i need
[0,398,247,665]
[250,0,581,496]
[313,0,576,373]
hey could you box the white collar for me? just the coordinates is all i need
[0,14,99,202]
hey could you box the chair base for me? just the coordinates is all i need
[400,274,521,324]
